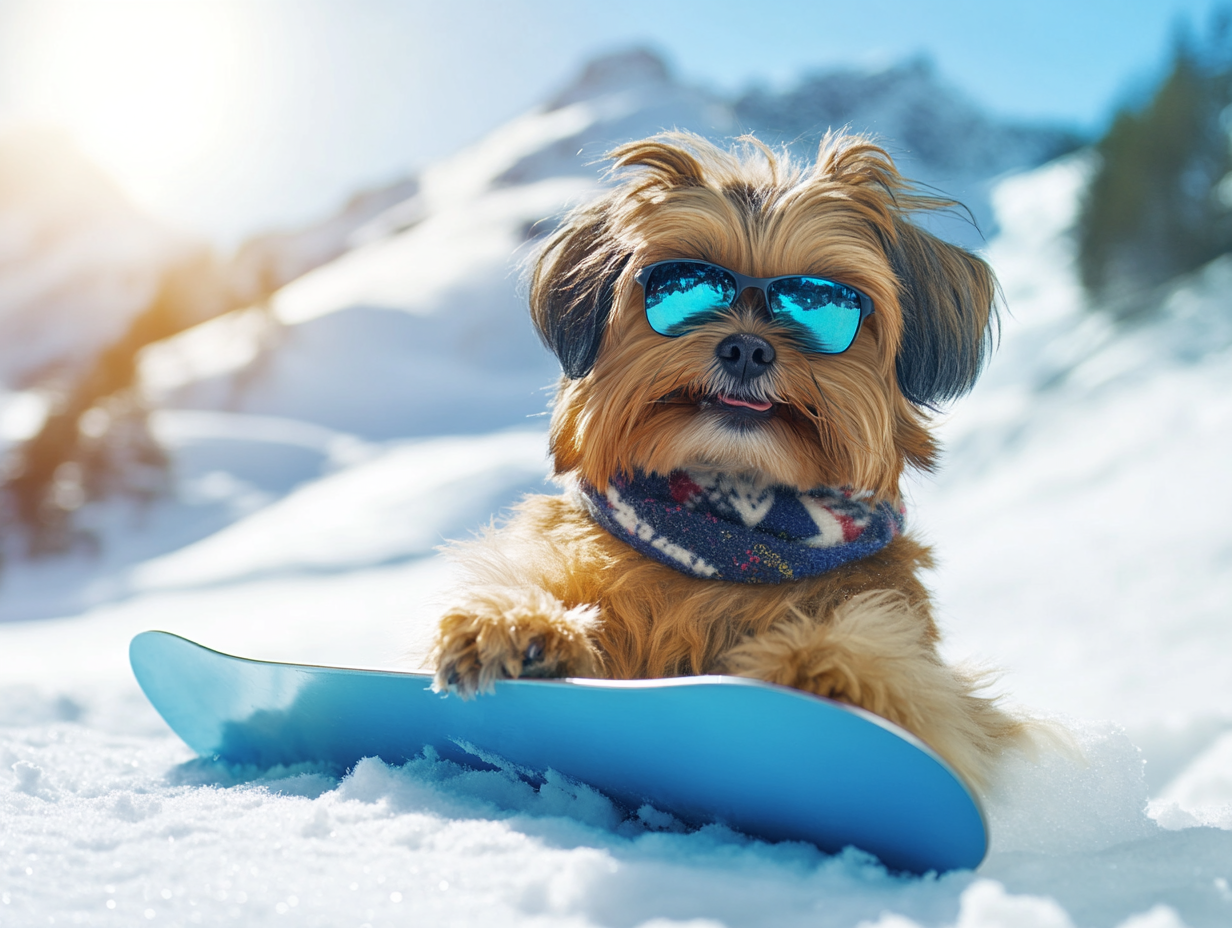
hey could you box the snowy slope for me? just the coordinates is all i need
[912,156,1232,745]
[3,152,1232,926]
[145,50,733,440]
[0,421,552,624]
[0,129,196,390]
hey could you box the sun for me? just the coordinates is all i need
[8,0,259,223]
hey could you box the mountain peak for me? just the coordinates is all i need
[547,47,673,109]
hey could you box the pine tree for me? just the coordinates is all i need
[1078,14,1232,313]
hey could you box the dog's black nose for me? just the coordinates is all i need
[715,333,776,381]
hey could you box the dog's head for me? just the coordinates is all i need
[529,132,996,501]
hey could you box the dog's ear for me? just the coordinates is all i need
[882,218,997,407]
[529,206,631,380]
[529,135,717,378]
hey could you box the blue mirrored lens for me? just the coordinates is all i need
[768,277,863,353]
[644,263,737,336]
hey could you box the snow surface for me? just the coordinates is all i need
[4,115,1232,928]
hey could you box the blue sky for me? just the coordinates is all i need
[487,0,1219,126]
[0,0,1223,243]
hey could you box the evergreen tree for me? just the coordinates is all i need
[1078,14,1232,312]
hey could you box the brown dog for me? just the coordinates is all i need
[430,132,1023,792]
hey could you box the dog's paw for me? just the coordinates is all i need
[720,591,1027,791]
[721,591,929,706]
[430,587,603,698]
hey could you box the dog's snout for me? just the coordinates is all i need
[715,333,775,381]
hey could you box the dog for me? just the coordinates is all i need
[429,131,1024,792]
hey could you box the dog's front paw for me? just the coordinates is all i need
[720,591,1027,791]
[720,591,927,707]
[430,587,603,697]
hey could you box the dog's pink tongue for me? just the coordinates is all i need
[718,394,773,412]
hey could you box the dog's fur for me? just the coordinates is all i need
[429,132,1025,792]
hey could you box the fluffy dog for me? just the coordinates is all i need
[430,131,1023,791]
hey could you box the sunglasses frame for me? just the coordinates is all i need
[633,259,875,354]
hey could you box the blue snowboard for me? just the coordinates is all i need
[130,630,987,874]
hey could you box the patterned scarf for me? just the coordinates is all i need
[579,469,904,584]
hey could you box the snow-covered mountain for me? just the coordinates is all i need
[0,130,204,391]
[227,175,421,309]
[0,130,239,544]
[738,57,1076,174]
[142,50,733,439]
[142,49,1074,441]
[737,57,1080,246]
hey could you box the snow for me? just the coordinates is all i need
[145,54,733,441]
[129,428,551,594]
[910,156,1232,738]
[733,57,1078,250]
[4,84,1232,928]
[0,129,195,389]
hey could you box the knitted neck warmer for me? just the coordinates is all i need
[580,469,904,584]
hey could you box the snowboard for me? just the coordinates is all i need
[130,630,987,874]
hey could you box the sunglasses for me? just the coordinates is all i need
[634,259,874,354]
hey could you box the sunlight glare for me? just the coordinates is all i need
[12,1,258,218]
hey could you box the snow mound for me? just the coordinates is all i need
[985,720,1154,856]
[130,428,551,590]
[1151,731,1232,830]
[0,423,549,623]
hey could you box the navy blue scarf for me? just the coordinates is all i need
[580,470,904,584]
